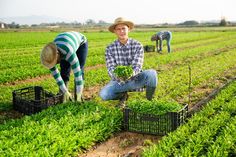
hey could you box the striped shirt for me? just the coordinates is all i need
[50,31,87,94]
[105,38,144,80]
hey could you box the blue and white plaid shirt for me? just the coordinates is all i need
[105,38,144,80]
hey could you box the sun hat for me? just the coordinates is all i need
[151,34,157,41]
[108,17,134,33]
[40,42,58,69]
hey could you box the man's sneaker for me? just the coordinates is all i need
[116,92,128,108]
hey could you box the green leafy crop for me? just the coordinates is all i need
[127,99,182,115]
[113,65,133,79]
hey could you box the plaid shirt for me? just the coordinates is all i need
[105,38,144,80]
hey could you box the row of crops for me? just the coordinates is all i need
[143,79,236,156]
[1,30,236,108]
[1,27,236,156]
[1,31,236,84]
[0,102,122,156]
[1,82,235,156]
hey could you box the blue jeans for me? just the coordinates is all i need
[60,42,88,82]
[100,69,158,100]
[166,31,172,53]
[158,31,172,53]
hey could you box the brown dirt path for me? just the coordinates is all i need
[79,132,161,157]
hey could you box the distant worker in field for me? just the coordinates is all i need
[100,17,158,107]
[40,31,88,103]
[151,30,172,53]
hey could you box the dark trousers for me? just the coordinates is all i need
[60,42,88,83]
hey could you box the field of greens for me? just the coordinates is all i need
[1,27,236,156]
[142,80,236,156]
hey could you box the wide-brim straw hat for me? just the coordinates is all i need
[108,17,134,33]
[40,42,58,69]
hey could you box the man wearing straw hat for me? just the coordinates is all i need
[40,31,88,102]
[99,17,158,107]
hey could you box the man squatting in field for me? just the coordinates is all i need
[40,31,88,102]
[151,31,172,53]
[100,17,158,106]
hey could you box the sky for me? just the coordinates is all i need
[0,0,235,24]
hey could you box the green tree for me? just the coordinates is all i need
[219,17,227,26]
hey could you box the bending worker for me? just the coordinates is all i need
[40,31,88,102]
[151,30,172,53]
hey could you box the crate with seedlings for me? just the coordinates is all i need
[13,86,63,115]
[144,45,155,52]
[123,100,188,135]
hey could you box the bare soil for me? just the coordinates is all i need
[79,132,161,157]
[0,110,23,123]
[4,64,106,86]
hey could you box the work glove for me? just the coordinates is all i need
[116,71,134,82]
[117,77,126,82]
[118,72,135,82]
[75,92,82,102]
[63,91,73,103]
[116,76,132,86]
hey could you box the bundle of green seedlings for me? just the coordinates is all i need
[127,99,183,115]
[113,65,133,80]
[126,100,184,134]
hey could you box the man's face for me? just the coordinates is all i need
[114,24,129,41]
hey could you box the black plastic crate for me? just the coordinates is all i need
[13,86,63,115]
[123,104,188,135]
[144,45,155,52]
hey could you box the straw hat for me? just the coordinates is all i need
[40,42,58,69]
[108,17,134,33]
[151,34,157,41]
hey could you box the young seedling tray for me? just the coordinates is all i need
[123,104,188,135]
[144,45,155,52]
[13,86,63,115]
